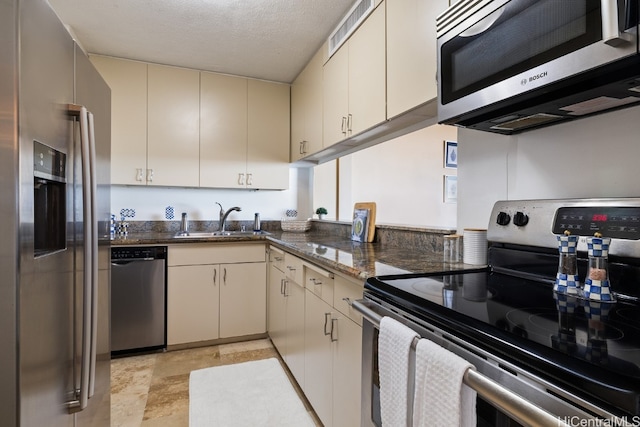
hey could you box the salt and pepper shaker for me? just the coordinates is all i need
[583,232,615,302]
[554,230,580,295]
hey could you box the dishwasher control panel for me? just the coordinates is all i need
[111,246,167,260]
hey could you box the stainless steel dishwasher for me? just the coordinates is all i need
[111,246,167,355]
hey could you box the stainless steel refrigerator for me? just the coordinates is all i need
[0,0,111,425]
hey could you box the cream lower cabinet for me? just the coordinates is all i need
[268,249,287,352]
[168,264,220,344]
[305,290,334,426]
[219,262,267,338]
[303,265,363,427]
[269,249,305,386]
[267,248,363,427]
[168,243,266,346]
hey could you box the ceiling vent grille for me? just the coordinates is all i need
[328,0,374,57]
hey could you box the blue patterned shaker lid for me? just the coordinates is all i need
[587,234,611,257]
[556,232,578,254]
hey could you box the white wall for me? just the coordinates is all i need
[457,104,640,231]
[312,160,338,220]
[112,168,302,221]
[315,124,458,227]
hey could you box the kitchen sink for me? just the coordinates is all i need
[173,230,271,238]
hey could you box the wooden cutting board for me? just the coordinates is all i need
[353,202,376,242]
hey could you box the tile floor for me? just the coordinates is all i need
[111,338,321,427]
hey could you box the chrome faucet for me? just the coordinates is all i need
[216,202,242,232]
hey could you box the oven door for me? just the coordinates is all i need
[437,0,639,124]
[356,296,601,427]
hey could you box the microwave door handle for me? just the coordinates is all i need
[458,6,505,37]
[602,0,633,46]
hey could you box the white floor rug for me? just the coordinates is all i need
[189,358,315,427]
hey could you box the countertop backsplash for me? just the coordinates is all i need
[119,218,456,255]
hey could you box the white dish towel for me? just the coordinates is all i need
[378,316,419,427]
[412,338,477,427]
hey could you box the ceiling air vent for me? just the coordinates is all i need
[328,0,374,57]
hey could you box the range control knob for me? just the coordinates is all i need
[513,211,529,227]
[496,211,511,226]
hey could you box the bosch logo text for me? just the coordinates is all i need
[521,71,548,86]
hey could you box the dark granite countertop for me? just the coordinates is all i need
[111,230,477,281]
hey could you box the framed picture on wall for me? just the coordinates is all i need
[444,140,458,168]
[444,175,457,203]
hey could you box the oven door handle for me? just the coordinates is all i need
[352,299,570,427]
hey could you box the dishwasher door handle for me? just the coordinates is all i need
[111,258,156,266]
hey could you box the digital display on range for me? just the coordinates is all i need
[553,207,640,239]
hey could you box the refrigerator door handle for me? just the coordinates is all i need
[65,104,95,412]
[87,111,98,399]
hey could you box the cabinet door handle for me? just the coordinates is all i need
[330,318,338,342]
[299,141,304,155]
[324,312,332,336]
[342,297,352,306]
[246,173,253,186]
[309,277,322,286]
[146,168,154,182]
[283,280,289,297]
[223,267,227,285]
[213,268,217,285]
[347,114,353,133]
[238,173,245,185]
[280,278,285,295]
[136,168,144,182]
[341,116,347,135]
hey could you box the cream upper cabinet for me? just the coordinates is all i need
[147,64,200,187]
[200,72,248,188]
[200,77,289,190]
[247,79,290,190]
[94,56,290,190]
[290,49,324,162]
[323,3,386,147]
[90,56,147,186]
[386,0,449,118]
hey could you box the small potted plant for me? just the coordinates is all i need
[315,207,328,220]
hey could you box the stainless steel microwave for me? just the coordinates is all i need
[437,0,640,134]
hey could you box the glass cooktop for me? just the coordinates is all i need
[365,269,640,416]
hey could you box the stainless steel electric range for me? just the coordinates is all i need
[356,198,640,426]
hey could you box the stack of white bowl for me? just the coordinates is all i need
[463,228,488,265]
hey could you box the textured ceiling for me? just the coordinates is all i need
[48,0,355,83]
